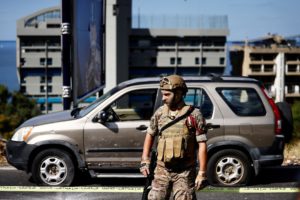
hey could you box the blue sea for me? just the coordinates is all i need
[0,41,19,92]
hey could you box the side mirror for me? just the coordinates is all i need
[93,111,108,123]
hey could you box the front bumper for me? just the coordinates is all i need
[5,140,36,172]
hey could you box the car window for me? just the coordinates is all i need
[79,87,119,116]
[107,89,157,121]
[216,88,266,116]
[184,88,213,119]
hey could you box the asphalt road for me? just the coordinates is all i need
[0,165,299,200]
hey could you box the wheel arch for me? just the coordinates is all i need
[207,141,255,166]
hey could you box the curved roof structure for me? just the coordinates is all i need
[23,6,60,27]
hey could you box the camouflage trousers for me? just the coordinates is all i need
[148,165,197,200]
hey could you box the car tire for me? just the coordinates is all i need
[31,148,75,186]
[207,149,253,186]
[276,101,293,142]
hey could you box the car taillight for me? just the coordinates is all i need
[261,86,282,135]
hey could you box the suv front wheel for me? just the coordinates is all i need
[31,148,75,186]
[207,149,253,186]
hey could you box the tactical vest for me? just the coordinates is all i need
[156,105,197,166]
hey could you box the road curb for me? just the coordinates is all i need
[0,166,16,170]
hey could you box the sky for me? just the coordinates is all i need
[0,0,299,41]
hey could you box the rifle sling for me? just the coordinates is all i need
[158,106,194,136]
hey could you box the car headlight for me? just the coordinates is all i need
[11,127,34,142]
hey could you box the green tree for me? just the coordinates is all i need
[0,85,41,139]
[0,85,10,113]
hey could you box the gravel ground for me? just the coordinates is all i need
[0,139,7,166]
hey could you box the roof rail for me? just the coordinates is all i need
[208,73,223,81]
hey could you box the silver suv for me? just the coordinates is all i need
[6,76,292,186]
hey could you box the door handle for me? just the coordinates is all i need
[136,125,148,131]
[205,123,221,131]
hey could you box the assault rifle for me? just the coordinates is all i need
[141,150,157,200]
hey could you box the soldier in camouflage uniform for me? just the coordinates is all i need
[140,75,208,200]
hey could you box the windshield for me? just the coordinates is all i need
[78,87,119,117]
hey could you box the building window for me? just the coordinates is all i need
[47,24,60,28]
[40,103,45,111]
[170,57,175,65]
[20,86,26,93]
[48,103,53,111]
[40,58,53,66]
[40,85,52,93]
[202,57,207,65]
[40,103,52,111]
[20,58,26,66]
[195,57,200,65]
[170,57,182,65]
[220,57,225,65]
[138,40,151,47]
[151,57,157,65]
[21,76,26,83]
[177,57,182,65]
[40,76,52,83]
[40,76,45,83]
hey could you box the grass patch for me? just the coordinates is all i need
[283,137,300,165]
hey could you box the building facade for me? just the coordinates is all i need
[16,7,62,112]
[231,34,300,103]
[129,28,228,78]
[17,2,229,112]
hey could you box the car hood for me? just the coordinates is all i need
[19,110,76,128]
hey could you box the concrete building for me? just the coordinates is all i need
[231,34,300,103]
[105,0,229,91]
[16,7,62,112]
[129,28,228,79]
[17,1,229,112]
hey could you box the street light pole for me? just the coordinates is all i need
[174,41,178,74]
[45,41,48,114]
[61,0,72,110]
[198,42,202,75]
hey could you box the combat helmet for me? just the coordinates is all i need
[160,75,188,95]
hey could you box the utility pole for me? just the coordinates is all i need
[274,52,285,102]
[61,0,72,110]
[174,41,178,74]
[45,41,49,114]
[198,42,202,75]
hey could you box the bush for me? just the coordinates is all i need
[292,101,300,138]
[0,85,41,140]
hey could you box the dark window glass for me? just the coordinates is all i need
[184,88,213,119]
[220,57,225,65]
[170,57,175,65]
[216,88,266,116]
[106,89,157,121]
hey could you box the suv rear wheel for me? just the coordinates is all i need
[31,148,75,186]
[207,149,252,186]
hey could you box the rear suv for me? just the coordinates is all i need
[6,76,292,186]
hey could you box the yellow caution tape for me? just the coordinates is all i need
[0,186,299,193]
[203,187,300,193]
[0,186,142,193]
